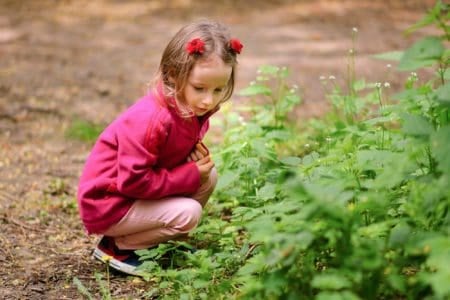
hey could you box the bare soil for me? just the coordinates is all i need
[0,0,436,298]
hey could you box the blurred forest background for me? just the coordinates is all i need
[0,0,438,299]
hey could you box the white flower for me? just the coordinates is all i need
[411,72,417,77]
[375,82,382,88]
[349,49,354,54]
[384,82,390,88]
[304,143,310,148]
[292,84,299,89]
[326,137,332,142]
[319,75,326,80]
[289,89,295,93]
[386,64,392,68]
[352,27,358,32]
[329,75,336,80]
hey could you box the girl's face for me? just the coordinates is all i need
[183,54,232,116]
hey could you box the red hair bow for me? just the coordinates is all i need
[186,38,205,55]
[229,38,243,54]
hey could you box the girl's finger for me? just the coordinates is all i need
[190,151,200,161]
[205,160,215,171]
[194,149,204,159]
[196,142,209,156]
[196,155,210,165]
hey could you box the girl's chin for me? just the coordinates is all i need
[195,108,209,116]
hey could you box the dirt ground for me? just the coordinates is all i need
[0,0,437,299]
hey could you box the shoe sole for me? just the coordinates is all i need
[92,247,143,276]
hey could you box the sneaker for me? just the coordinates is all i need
[92,236,143,276]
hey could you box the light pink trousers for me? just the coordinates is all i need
[103,168,217,250]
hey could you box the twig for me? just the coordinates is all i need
[20,105,63,117]
[244,243,261,260]
[0,113,17,122]
[1,215,57,234]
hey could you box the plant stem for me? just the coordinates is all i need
[106,264,111,300]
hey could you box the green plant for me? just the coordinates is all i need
[233,2,449,299]
[66,119,104,142]
[74,255,113,300]
[73,3,449,299]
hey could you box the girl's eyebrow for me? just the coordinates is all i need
[190,81,226,89]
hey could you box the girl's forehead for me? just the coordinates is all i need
[195,54,227,67]
[189,55,232,85]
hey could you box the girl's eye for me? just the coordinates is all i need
[194,87,204,92]
[214,88,223,93]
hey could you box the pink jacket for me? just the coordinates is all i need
[77,90,213,234]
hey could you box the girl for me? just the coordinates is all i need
[77,20,243,276]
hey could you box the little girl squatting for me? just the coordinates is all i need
[77,20,243,276]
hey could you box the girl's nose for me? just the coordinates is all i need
[202,93,213,106]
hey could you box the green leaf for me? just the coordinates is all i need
[216,170,239,190]
[280,156,302,166]
[404,0,444,35]
[353,79,367,91]
[259,65,280,75]
[66,119,103,142]
[356,150,403,170]
[401,113,434,136]
[193,279,210,289]
[431,125,450,174]
[428,270,450,299]
[387,274,406,293]
[372,51,403,61]
[302,151,320,166]
[364,115,398,126]
[239,85,272,96]
[312,273,352,290]
[265,130,291,141]
[257,183,276,201]
[73,277,94,300]
[316,291,361,300]
[398,36,444,70]
[435,82,450,106]
[389,222,411,249]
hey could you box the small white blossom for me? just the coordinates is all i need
[349,49,354,54]
[386,64,392,68]
[375,82,382,88]
[304,143,310,148]
[384,82,390,88]
[289,89,295,93]
[411,72,417,77]
[292,84,298,89]
[326,137,332,143]
[352,27,358,32]
[238,116,247,126]
[319,75,326,80]
[329,75,336,80]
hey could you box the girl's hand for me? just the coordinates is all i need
[187,142,209,162]
[195,155,214,184]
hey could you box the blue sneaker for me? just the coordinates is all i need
[92,236,143,276]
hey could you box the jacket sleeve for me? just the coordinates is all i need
[115,112,201,200]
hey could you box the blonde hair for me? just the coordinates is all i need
[152,20,239,117]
